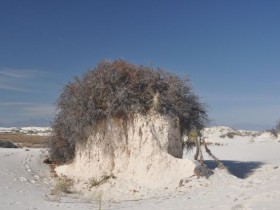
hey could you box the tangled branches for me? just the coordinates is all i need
[50,60,208,162]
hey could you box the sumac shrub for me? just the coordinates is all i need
[50,60,207,163]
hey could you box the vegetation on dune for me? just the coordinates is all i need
[0,133,48,148]
[50,60,208,163]
[0,140,17,148]
[270,120,280,137]
[52,176,74,195]
[276,120,280,133]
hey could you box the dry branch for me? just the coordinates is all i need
[50,60,208,163]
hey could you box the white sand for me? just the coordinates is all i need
[56,114,196,201]
[0,126,52,136]
[1,126,280,209]
[0,148,98,210]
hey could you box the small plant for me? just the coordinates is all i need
[269,129,278,137]
[88,177,99,188]
[214,142,224,146]
[193,164,214,179]
[52,176,74,195]
[0,140,17,148]
[276,120,280,133]
[27,130,36,135]
[220,131,240,139]
[269,120,280,137]
[88,174,115,189]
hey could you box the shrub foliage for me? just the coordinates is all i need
[276,120,280,132]
[50,60,207,162]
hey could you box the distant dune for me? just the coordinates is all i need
[0,126,52,136]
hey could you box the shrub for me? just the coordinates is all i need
[88,174,116,189]
[185,129,199,150]
[220,131,240,139]
[50,60,208,163]
[0,140,17,148]
[194,164,214,179]
[52,177,74,195]
[269,120,280,137]
[276,120,280,133]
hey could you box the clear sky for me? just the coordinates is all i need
[0,0,279,130]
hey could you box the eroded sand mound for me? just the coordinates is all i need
[56,113,195,200]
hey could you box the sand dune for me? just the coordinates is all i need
[0,126,280,209]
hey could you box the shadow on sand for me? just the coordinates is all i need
[204,160,265,179]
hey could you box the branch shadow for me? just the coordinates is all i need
[204,160,265,179]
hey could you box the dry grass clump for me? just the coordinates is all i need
[52,176,74,195]
[50,59,208,163]
[88,174,116,189]
[0,133,48,148]
[193,164,214,179]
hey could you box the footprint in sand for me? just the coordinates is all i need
[25,164,32,172]
[19,177,28,182]
[16,190,25,194]
[34,175,40,180]
[231,204,250,210]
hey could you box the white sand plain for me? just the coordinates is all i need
[1,126,280,210]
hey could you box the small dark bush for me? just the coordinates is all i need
[272,120,280,137]
[50,60,208,163]
[269,129,278,137]
[220,131,240,139]
[269,120,280,137]
[194,164,214,178]
[276,120,280,133]
[0,140,17,148]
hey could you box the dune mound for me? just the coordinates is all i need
[56,113,195,200]
[51,60,208,200]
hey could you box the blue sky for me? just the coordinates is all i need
[0,0,279,130]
